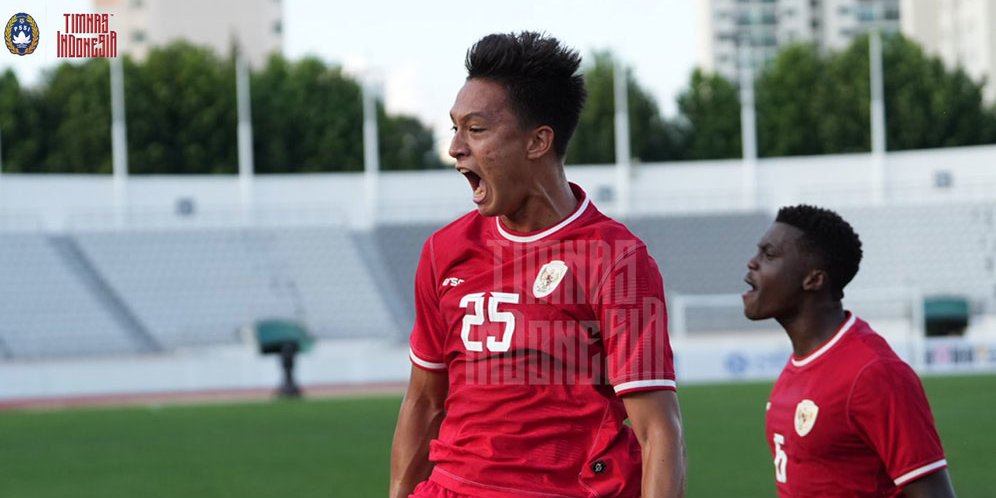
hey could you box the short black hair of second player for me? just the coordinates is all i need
[776,204,863,299]
[465,31,587,158]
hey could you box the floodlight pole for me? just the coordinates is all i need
[613,57,631,218]
[362,73,381,229]
[869,28,887,206]
[236,50,255,220]
[738,35,759,211]
[110,57,129,229]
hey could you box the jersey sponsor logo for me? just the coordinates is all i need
[442,277,464,287]
[5,13,39,56]
[794,399,819,437]
[533,260,568,298]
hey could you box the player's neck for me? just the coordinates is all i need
[500,167,577,234]
[781,302,847,359]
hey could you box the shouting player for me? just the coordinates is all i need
[389,32,686,498]
[743,204,956,497]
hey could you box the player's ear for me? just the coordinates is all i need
[526,125,555,160]
[802,269,829,292]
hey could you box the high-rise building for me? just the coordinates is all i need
[901,0,996,102]
[698,0,900,84]
[93,0,282,67]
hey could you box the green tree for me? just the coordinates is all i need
[880,34,996,150]
[754,33,996,156]
[32,60,113,173]
[126,42,237,174]
[378,105,444,170]
[756,44,830,156]
[676,69,742,160]
[252,55,363,173]
[568,51,680,164]
[0,69,42,172]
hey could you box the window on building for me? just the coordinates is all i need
[273,20,282,35]
[857,5,876,21]
[131,0,143,7]
[132,30,145,43]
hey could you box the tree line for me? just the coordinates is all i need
[1,34,994,174]
[0,41,443,174]
[578,33,996,162]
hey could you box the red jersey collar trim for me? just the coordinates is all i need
[495,183,590,243]
[790,312,857,368]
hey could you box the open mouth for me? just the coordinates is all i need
[458,168,487,204]
[743,276,757,297]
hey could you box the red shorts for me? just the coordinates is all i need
[410,479,475,498]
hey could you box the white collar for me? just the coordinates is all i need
[495,192,591,243]
[790,313,857,368]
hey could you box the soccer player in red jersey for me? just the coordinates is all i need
[743,205,956,498]
[389,32,686,498]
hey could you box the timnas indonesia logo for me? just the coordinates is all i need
[57,13,117,58]
[5,12,39,56]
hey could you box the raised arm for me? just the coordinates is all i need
[622,390,687,498]
[389,366,448,498]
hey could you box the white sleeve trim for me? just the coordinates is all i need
[409,348,446,370]
[894,459,947,486]
[614,379,677,394]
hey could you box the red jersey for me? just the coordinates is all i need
[409,184,675,498]
[766,313,947,497]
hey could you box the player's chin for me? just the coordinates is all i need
[741,295,763,320]
[475,204,499,217]
[474,198,501,217]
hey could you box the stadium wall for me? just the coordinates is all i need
[3,334,996,404]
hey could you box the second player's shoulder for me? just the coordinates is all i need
[841,318,922,389]
[843,317,906,364]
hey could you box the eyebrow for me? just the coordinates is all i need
[450,111,494,123]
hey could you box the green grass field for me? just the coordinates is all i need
[1,374,992,497]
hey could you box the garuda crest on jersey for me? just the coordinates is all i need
[794,399,819,437]
[5,13,39,56]
[533,260,568,298]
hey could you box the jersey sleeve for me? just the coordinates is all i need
[594,244,676,396]
[409,235,447,371]
[847,359,947,487]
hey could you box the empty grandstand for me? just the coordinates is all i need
[2,147,996,399]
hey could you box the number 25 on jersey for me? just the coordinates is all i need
[459,292,520,353]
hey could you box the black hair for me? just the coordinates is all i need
[465,31,587,157]
[776,204,863,299]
